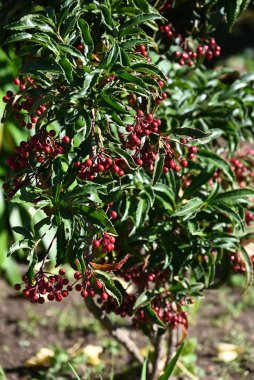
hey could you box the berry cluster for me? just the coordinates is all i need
[75,153,125,181]
[122,266,170,287]
[119,111,197,174]
[230,253,254,273]
[230,150,254,188]
[159,22,221,67]
[14,268,110,303]
[93,232,117,253]
[103,293,137,318]
[245,211,254,225]
[134,296,188,330]
[3,130,65,197]
[2,76,48,130]
[135,45,151,62]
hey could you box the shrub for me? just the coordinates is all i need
[2,0,254,378]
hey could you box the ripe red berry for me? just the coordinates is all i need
[81,290,88,298]
[59,268,65,276]
[44,146,51,154]
[75,284,82,291]
[137,110,144,117]
[97,164,105,172]
[85,158,93,167]
[2,96,9,103]
[47,293,55,301]
[20,84,26,91]
[62,136,70,144]
[180,159,188,168]
[93,240,100,249]
[14,284,21,291]
[110,211,117,219]
[96,280,103,289]
[101,292,108,301]
[74,271,82,280]
[13,78,21,86]
[113,164,120,173]
[62,290,69,298]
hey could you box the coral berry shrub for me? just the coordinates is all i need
[2,0,254,378]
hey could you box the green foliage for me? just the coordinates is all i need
[1,0,254,377]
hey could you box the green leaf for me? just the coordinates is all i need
[94,271,122,306]
[224,0,249,31]
[134,291,154,310]
[212,188,254,203]
[239,245,254,292]
[152,152,165,185]
[101,92,127,113]
[198,149,235,182]
[173,127,215,144]
[131,62,166,81]
[59,56,73,83]
[144,304,166,329]
[78,18,94,59]
[56,222,66,266]
[173,198,204,220]
[8,239,32,257]
[158,343,185,380]
[81,207,117,235]
[4,32,33,45]
[122,13,162,29]
[183,168,215,198]
[133,0,150,12]
[135,194,150,228]
[109,146,138,170]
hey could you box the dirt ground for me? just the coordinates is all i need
[0,278,254,380]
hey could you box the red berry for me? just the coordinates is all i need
[85,158,93,167]
[96,280,103,289]
[14,284,21,291]
[81,290,88,298]
[110,211,117,219]
[47,293,55,301]
[75,284,82,291]
[93,240,100,249]
[101,292,108,301]
[59,268,65,276]
[2,96,9,103]
[14,78,21,86]
[74,272,82,280]
[62,136,70,144]
[20,84,26,91]
[6,91,13,98]
[62,290,69,298]
[137,110,144,117]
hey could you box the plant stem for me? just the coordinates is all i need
[149,333,165,380]
[84,297,144,365]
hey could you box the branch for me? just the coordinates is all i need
[84,297,144,365]
[149,333,165,380]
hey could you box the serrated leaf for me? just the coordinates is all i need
[109,146,138,170]
[134,291,154,310]
[198,149,235,182]
[213,188,254,203]
[8,239,32,257]
[101,92,127,113]
[152,152,165,185]
[122,13,162,29]
[173,198,204,220]
[135,194,150,228]
[78,18,94,59]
